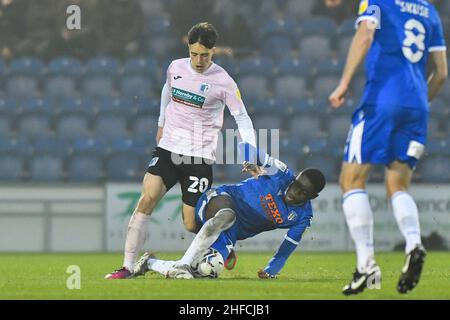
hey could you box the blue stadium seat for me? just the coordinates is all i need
[288,114,324,140]
[82,57,120,97]
[95,112,129,141]
[16,111,52,140]
[0,137,32,156]
[120,75,155,98]
[67,153,104,182]
[350,74,366,98]
[123,58,158,79]
[299,35,332,62]
[301,18,338,35]
[428,113,445,138]
[29,137,67,182]
[55,112,91,140]
[7,57,44,98]
[58,96,96,116]
[0,154,25,181]
[222,164,247,183]
[146,36,178,59]
[326,114,351,141]
[286,0,315,20]
[0,96,19,116]
[131,114,159,139]
[100,96,134,115]
[45,57,83,97]
[0,117,12,137]
[274,58,311,100]
[67,137,108,182]
[106,152,142,181]
[236,76,269,100]
[238,58,274,77]
[420,155,450,183]
[252,113,283,131]
[302,154,338,182]
[262,35,293,60]
[133,96,160,115]
[313,60,343,98]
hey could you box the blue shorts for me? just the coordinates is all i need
[195,187,237,261]
[343,104,427,169]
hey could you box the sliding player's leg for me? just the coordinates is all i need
[168,194,236,278]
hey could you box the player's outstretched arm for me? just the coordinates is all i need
[238,142,288,177]
[329,20,375,108]
[258,220,310,279]
[428,50,448,102]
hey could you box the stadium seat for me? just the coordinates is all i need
[67,138,108,183]
[326,114,351,141]
[16,101,53,140]
[0,154,25,181]
[428,113,445,138]
[0,117,12,137]
[7,57,45,98]
[0,137,32,156]
[288,114,324,140]
[313,60,343,98]
[29,136,67,182]
[420,155,450,183]
[299,35,332,62]
[237,58,274,99]
[262,35,294,60]
[131,114,159,139]
[95,112,129,141]
[120,75,155,98]
[81,57,120,97]
[301,154,338,182]
[100,96,134,115]
[106,152,142,181]
[146,36,178,59]
[55,112,91,140]
[252,113,284,131]
[123,58,158,78]
[45,57,83,97]
[286,0,315,20]
[274,59,311,100]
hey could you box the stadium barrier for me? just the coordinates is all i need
[0,184,449,251]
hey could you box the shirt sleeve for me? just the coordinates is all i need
[158,82,171,127]
[223,78,247,116]
[429,10,447,52]
[263,218,312,276]
[237,142,289,176]
[355,0,380,29]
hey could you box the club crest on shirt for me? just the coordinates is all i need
[288,211,297,221]
[200,83,210,93]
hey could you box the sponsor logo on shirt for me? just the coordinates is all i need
[171,87,205,108]
[260,193,283,224]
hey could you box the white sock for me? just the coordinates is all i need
[123,212,150,271]
[391,191,422,254]
[178,208,235,266]
[343,189,375,273]
[148,258,177,277]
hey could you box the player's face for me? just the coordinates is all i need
[189,42,215,73]
[284,178,317,206]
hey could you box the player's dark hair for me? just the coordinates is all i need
[301,168,326,195]
[188,22,218,49]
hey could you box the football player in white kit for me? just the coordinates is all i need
[106,22,256,279]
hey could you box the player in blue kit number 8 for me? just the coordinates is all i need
[329,0,448,295]
[133,142,326,280]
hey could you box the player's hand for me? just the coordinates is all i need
[329,83,348,108]
[242,161,265,178]
[257,269,276,279]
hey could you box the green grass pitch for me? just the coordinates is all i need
[1,252,449,300]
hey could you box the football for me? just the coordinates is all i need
[195,248,225,278]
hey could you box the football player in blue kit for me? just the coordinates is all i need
[329,0,448,295]
[133,142,326,279]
